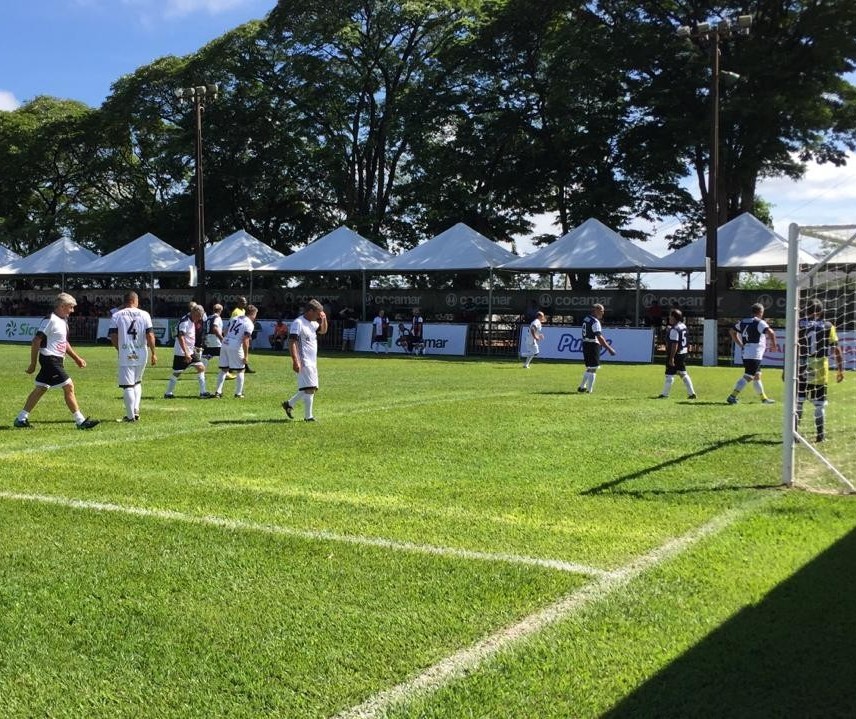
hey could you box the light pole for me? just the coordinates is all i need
[677,16,751,366]
[175,84,219,309]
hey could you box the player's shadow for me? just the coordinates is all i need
[581,435,780,496]
[603,526,856,718]
[208,418,291,426]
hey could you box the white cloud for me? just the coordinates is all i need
[163,0,253,18]
[0,90,21,111]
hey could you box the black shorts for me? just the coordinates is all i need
[203,347,221,359]
[742,359,762,376]
[583,342,601,368]
[35,354,71,388]
[172,355,203,371]
[797,379,828,404]
[665,353,687,375]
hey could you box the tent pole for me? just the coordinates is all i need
[361,271,367,321]
[635,271,641,326]
[488,268,494,355]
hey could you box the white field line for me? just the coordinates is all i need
[0,491,609,578]
[332,498,770,719]
[0,390,521,460]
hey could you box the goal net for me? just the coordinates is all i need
[783,223,856,492]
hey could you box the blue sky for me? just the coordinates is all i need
[1,0,854,285]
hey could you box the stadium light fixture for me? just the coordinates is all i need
[175,83,219,308]
[676,16,752,365]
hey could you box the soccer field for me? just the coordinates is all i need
[1,345,855,718]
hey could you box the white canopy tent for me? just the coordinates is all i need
[0,237,100,290]
[259,226,392,318]
[259,226,392,272]
[83,232,193,311]
[381,222,517,272]
[653,213,818,271]
[0,244,20,268]
[381,222,518,349]
[206,230,288,298]
[502,218,661,325]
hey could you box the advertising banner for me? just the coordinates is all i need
[733,329,856,370]
[1,316,45,343]
[519,326,654,363]
[355,322,468,355]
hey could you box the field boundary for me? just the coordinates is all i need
[332,495,774,719]
[0,490,610,577]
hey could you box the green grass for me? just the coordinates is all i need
[1,345,854,717]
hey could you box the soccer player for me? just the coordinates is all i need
[229,296,256,373]
[796,300,845,442]
[727,302,778,405]
[282,299,328,421]
[109,291,157,422]
[408,306,425,355]
[577,304,616,393]
[213,305,258,399]
[522,310,545,369]
[657,308,697,399]
[202,302,225,365]
[371,308,389,354]
[13,292,99,430]
[164,304,211,398]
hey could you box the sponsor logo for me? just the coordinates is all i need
[4,320,39,339]
[539,293,552,307]
[556,333,613,355]
[365,293,422,305]
[757,294,774,310]
[642,293,705,309]
[446,294,457,307]
[424,338,449,349]
[5,320,17,338]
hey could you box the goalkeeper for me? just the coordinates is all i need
[796,300,845,442]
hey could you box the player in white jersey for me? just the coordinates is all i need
[202,303,224,362]
[13,292,99,430]
[727,303,778,405]
[282,299,328,421]
[521,311,545,368]
[108,291,157,421]
[213,305,258,398]
[164,304,211,398]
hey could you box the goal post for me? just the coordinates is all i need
[783,222,856,492]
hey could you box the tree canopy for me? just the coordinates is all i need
[1,0,854,289]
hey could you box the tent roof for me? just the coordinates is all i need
[205,230,287,272]
[84,232,192,274]
[653,213,817,270]
[381,222,515,271]
[0,244,20,267]
[0,237,100,275]
[501,218,659,272]
[258,226,392,272]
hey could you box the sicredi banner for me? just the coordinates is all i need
[733,329,856,370]
[355,322,468,355]
[519,326,654,363]
[1,316,45,342]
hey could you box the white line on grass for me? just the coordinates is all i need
[332,497,772,719]
[0,390,522,460]
[0,491,610,577]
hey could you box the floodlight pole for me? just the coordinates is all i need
[677,16,752,366]
[176,84,218,309]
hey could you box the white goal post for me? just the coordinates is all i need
[783,223,856,491]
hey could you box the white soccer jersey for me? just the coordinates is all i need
[525,318,542,355]
[172,315,197,356]
[110,307,153,367]
[223,315,254,348]
[205,314,223,348]
[290,315,319,367]
[37,314,69,357]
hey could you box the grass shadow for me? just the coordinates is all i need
[208,418,291,426]
[582,435,780,496]
[604,527,856,718]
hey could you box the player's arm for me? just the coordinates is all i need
[25,332,43,374]
[597,333,616,355]
[729,327,743,347]
[833,345,845,382]
[317,311,328,335]
[177,330,192,361]
[289,333,301,373]
[108,327,119,351]
[146,328,157,366]
[66,340,86,368]
[765,326,778,352]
